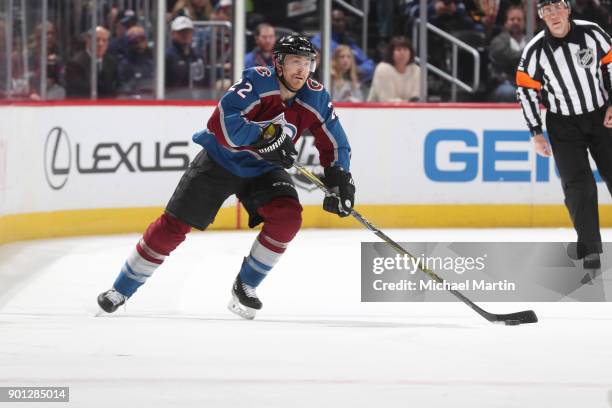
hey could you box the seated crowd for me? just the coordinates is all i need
[5,0,611,102]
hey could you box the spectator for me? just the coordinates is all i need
[244,23,276,68]
[105,5,120,32]
[172,0,213,21]
[330,45,364,102]
[29,54,65,100]
[428,0,499,39]
[481,0,526,39]
[108,9,138,59]
[311,9,375,83]
[403,0,480,73]
[118,26,154,97]
[475,0,503,37]
[65,26,119,98]
[211,0,233,21]
[7,36,29,96]
[45,55,66,100]
[488,4,526,101]
[30,20,61,60]
[173,0,215,58]
[208,0,233,91]
[368,36,420,102]
[28,21,64,96]
[422,0,478,32]
[165,16,204,89]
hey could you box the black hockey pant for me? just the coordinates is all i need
[546,106,612,256]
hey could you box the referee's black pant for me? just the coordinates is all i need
[546,106,612,256]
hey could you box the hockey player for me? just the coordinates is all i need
[97,35,355,319]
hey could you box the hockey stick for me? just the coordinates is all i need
[292,162,538,326]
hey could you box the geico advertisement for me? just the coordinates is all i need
[338,108,612,205]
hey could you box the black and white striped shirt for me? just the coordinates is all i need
[516,19,612,135]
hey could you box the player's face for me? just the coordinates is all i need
[282,55,311,90]
[540,2,570,37]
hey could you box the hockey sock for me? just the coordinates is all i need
[239,197,302,287]
[114,212,191,297]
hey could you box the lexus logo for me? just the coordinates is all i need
[43,127,191,190]
[44,126,71,190]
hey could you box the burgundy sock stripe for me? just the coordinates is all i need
[136,242,164,265]
[261,233,289,249]
[257,233,286,254]
[140,238,167,260]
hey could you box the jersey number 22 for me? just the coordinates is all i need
[229,79,253,99]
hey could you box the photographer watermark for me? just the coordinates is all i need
[372,253,487,275]
[361,242,612,302]
[370,252,515,292]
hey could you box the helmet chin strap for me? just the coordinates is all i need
[278,74,302,93]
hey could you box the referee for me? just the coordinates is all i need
[516,0,612,269]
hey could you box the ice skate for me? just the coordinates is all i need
[97,288,127,313]
[228,274,262,320]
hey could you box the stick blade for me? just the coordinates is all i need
[491,310,538,325]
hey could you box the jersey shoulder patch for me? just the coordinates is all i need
[306,78,324,92]
[242,67,278,95]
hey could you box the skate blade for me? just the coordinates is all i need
[228,294,257,320]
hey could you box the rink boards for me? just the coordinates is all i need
[1,101,612,243]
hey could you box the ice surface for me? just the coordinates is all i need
[1,228,612,407]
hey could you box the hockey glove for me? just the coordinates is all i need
[253,124,298,169]
[322,166,355,217]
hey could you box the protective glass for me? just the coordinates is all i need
[282,56,317,73]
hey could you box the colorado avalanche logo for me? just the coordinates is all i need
[281,122,298,141]
[306,78,323,92]
[253,113,298,141]
[255,66,272,77]
[253,112,287,129]
[576,48,594,68]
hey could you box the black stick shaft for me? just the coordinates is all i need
[292,162,507,323]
